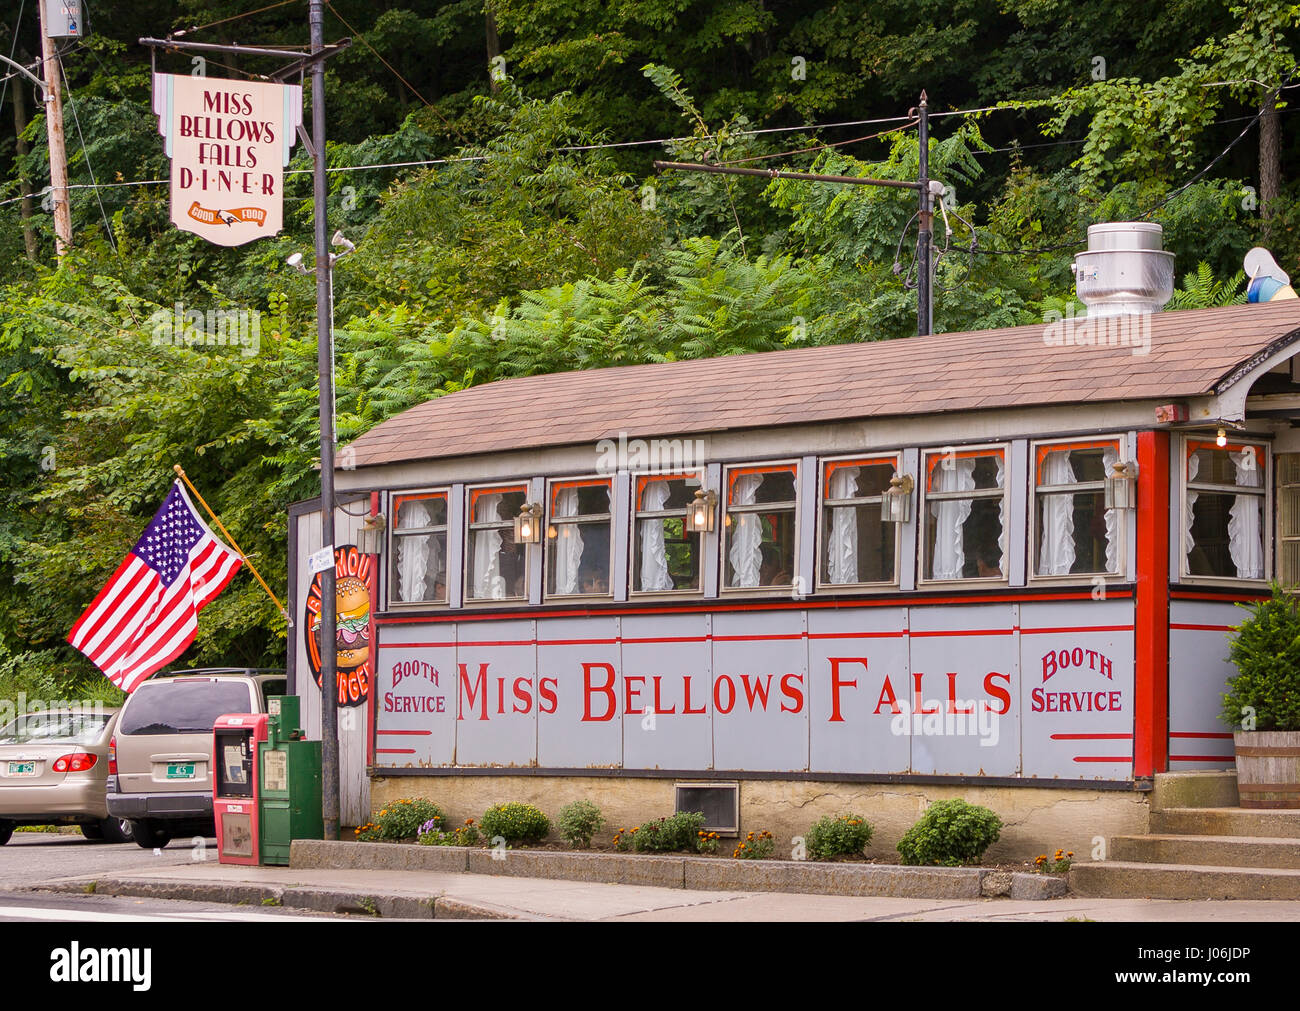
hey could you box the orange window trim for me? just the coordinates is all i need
[727,464,797,502]
[924,448,1003,490]
[635,471,702,506]
[394,491,447,511]
[469,485,526,514]
[551,478,612,511]
[824,458,897,485]
[1185,441,1267,479]
[1034,440,1120,484]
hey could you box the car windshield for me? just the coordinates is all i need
[119,680,254,735]
[0,711,113,746]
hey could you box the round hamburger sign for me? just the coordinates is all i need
[304,544,373,707]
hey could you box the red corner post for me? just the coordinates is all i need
[1133,430,1170,777]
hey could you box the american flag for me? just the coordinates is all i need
[68,482,243,692]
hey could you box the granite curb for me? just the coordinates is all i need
[291,840,1069,900]
[37,877,521,920]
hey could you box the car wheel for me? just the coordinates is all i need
[0,821,12,846]
[130,820,171,849]
[81,822,104,841]
[100,818,134,844]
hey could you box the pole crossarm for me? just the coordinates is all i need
[653,160,923,190]
[0,55,50,101]
[138,37,352,65]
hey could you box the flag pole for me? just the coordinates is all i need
[172,464,287,616]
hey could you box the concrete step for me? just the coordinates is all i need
[1111,834,1300,868]
[1070,861,1300,900]
[1150,807,1300,838]
[1151,771,1238,811]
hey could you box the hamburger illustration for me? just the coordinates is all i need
[311,575,370,671]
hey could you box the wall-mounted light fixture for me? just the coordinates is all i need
[514,502,543,544]
[357,513,386,555]
[684,488,718,534]
[1104,460,1139,510]
[881,474,915,524]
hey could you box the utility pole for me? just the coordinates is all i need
[653,92,940,336]
[916,91,932,337]
[310,0,340,843]
[36,0,73,258]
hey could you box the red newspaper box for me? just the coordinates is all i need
[213,713,268,866]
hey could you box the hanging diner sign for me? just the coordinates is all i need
[152,74,303,247]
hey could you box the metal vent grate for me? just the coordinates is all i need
[675,781,739,835]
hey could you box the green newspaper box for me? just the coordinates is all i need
[259,695,323,865]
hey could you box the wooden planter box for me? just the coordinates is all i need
[1234,731,1300,809]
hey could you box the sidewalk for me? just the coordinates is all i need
[32,860,1300,921]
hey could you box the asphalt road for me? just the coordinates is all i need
[0,830,201,889]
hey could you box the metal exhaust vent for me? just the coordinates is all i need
[675,781,739,835]
[1072,222,1175,317]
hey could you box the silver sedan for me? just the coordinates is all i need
[0,708,133,844]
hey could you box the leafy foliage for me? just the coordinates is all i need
[480,802,550,844]
[805,813,874,860]
[896,799,1003,866]
[1222,583,1300,732]
[556,800,606,849]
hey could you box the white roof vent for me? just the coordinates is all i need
[1072,222,1175,317]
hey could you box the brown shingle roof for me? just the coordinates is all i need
[345,302,1300,468]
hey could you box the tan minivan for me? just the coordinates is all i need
[107,669,285,848]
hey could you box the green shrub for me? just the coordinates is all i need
[631,811,705,853]
[356,798,444,842]
[732,830,775,859]
[1221,582,1300,731]
[557,800,605,848]
[480,802,550,845]
[806,813,873,860]
[896,800,1002,866]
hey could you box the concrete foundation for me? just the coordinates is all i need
[369,775,1150,863]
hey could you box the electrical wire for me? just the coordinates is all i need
[720,120,917,166]
[59,53,116,254]
[171,0,303,39]
[0,0,25,116]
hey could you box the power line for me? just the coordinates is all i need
[59,53,116,254]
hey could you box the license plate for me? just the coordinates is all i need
[6,761,35,776]
[166,763,195,780]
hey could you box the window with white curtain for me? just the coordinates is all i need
[632,473,702,593]
[1184,439,1268,581]
[465,485,528,601]
[546,479,613,597]
[722,463,798,590]
[1032,441,1122,578]
[390,492,448,603]
[1277,454,1300,587]
[922,447,1007,581]
[819,457,898,587]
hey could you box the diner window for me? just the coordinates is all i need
[922,446,1006,581]
[1278,454,1300,587]
[466,485,528,601]
[819,458,898,587]
[391,492,448,603]
[633,473,703,593]
[546,479,613,597]
[723,463,798,590]
[1032,440,1122,577]
[1184,439,1268,581]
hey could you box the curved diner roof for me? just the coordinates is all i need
[344,301,1300,468]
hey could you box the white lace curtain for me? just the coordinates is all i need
[1228,449,1264,578]
[396,500,439,600]
[826,466,860,583]
[638,481,674,591]
[471,493,506,599]
[1186,449,1264,579]
[728,473,764,587]
[930,459,975,579]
